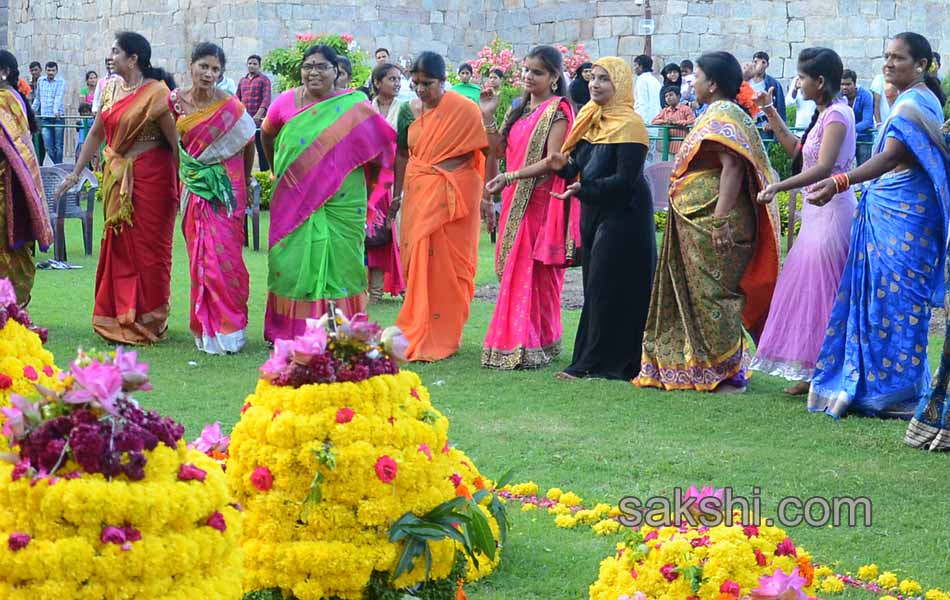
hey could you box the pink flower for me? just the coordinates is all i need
[123,527,141,542]
[751,567,808,600]
[296,32,316,42]
[775,537,797,557]
[754,548,768,566]
[342,313,381,342]
[442,440,450,454]
[260,339,294,380]
[690,535,710,547]
[42,365,54,377]
[22,365,37,381]
[660,563,679,582]
[449,473,462,486]
[644,530,658,542]
[178,464,207,482]
[720,579,741,597]
[250,466,273,491]
[292,322,328,363]
[375,455,397,483]
[335,407,355,424]
[0,278,16,306]
[10,462,29,481]
[381,326,409,362]
[7,532,30,551]
[418,443,432,460]
[206,511,227,531]
[65,359,123,414]
[0,373,11,389]
[1,394,40,442]
[743,524,760,538]
[113,347,151,391]
[341,33,354,43]
[191,422,229,454]
[100,526,127,545]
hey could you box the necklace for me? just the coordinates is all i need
[120,75,144,93]
[189,89,215,111]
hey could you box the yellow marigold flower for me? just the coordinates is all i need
[877,572,899,589]
[814,565,835,579]
[607,505,622,518]
[521,503,537,512]
[592,519,621,536]
[548,503,572,515]
[559,491,582,506]
[858,564,880,580]
[819,576,845,594]
[879,596,899,600]
[554,514,577,529]
[925,589,950,600]
[546,487,563,501]
[574,509,598,524]
[900,579,923,595]
[510,481,539,497]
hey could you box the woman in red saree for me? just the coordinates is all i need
[170,43,256,354]
[60,32,179,345]
[0,50,52,305]
[393,52,489,362]
[481,46,579,369]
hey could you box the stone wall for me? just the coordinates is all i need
[5,0,948,113]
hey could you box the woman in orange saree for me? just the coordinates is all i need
[394,52,489,362]
[60,32,179,345]
[0,50,52,305]
[170,43,256,354]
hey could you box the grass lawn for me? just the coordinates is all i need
[27,212,950,599]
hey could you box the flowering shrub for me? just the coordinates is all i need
[558,43,591,76]
[588,488,820,600]
[263,33,369,92]
[0,347,242,599]
[228,315,506,599]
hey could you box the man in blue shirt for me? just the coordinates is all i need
[841,69,875,165]
[31,61,66,164]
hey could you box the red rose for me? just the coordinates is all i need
[660,563,679,582]
[250,466,274,492]
[206,511,227,531]
[720,580,741,597]
[0,373,11,389]
[754,548,768,566]
[22,365,37,381]
[375,455,398,483]
[42,365,54,377]
[335,407,355,424]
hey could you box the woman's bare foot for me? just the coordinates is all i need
[784,381,810,396]
[714,383,747,394]
[554,371,578,381]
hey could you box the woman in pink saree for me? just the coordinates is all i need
[481,46,579,369]
[170,44,256,354]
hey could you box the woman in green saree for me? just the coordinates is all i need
[260,44,395,342]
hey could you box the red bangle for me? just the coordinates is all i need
[832,173,850,194]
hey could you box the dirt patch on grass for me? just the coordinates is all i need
[475,268,585,310]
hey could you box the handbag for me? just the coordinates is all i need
[365,217,393,247]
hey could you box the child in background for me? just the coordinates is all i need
[651,86,694,154]
[75,102,93,167]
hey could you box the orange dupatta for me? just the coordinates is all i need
[396,91,488,361]
[99,80,171,231]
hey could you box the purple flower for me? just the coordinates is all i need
[0,278,16,306]
[100,526,127,545]
[206,511,227,531]
[65,360,123,415]
[191,422,230,454]
[7,532,30,551]
[113,347,152,392]
[123,451,146,481]
[123,526,141,542]
[69,422,107,473]
[1,394,41,443]
[178,463,207,482]
[38,438,67,472]
[751,567,808,600]
[10,462,30,481]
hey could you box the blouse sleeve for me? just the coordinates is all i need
[578,143,647,203]
[261,89,293,136]
[396,102,415,151]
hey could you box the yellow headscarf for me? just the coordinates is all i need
[561,57,649,153]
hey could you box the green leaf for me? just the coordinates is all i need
[472,489,490,504]
[489,496,510,544]
[465,506,496,561]
[494,468,515,489]
[392,538,424,580]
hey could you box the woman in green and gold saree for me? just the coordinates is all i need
[261,44,395,342]
[635,51,779,393]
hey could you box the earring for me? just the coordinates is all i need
[551,82,557,92]
[917,68,924,73]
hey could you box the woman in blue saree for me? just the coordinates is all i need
[807,32,950,419]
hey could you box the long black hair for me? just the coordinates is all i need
[660,62,682,86]
[115,31,177,90]
[501,45,566,140]
[0,50,38,133]
[895,31,946,106]
[791,47,843,175]
[695,51,742,100]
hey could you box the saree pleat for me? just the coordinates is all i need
[636,100,778,391]
[809,88,950,419]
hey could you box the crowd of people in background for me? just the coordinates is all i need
[1,28,949,453]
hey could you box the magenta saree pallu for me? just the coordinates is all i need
[176,95,256,354]
[482,96,579,369]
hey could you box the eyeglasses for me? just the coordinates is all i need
[301,62,335,73]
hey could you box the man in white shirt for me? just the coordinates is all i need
[869,73,894,125]
[633,55,662,126]
[785,76,817,129]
